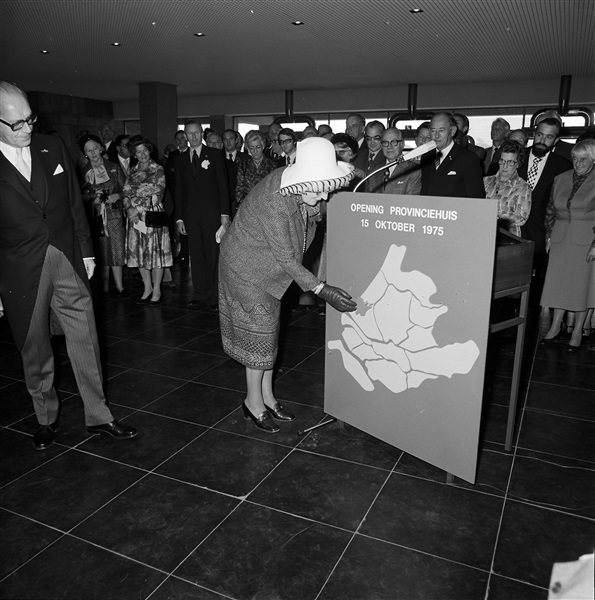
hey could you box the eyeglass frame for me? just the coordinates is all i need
[365,135,382,142]
[498,158,518,167]
[0,114,38,132]
[279,138,295,146]
[381,139,403,148]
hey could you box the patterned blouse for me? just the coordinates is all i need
[235,156,278,211]
[484,172,532,237]
[122,160,166,219]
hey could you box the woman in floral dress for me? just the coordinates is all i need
[122,138,173,305]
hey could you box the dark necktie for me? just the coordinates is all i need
[491,147,502,165]
[434,151,442,170]
[228,153,233,161]
[383,168,390,190]
[368,152,376,171]
[190,149,197,176]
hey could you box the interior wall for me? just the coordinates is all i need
[113,77,595,121]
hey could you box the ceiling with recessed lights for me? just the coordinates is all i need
[1,0,593,103]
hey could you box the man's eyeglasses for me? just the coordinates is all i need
[498,159,518,167]
[365,135,382,142]
[0,114,37,132]
[279,138,294,146]
[381,139,403,147]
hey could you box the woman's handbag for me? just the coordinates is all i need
[145,211,169,228]
[145,194,169,228]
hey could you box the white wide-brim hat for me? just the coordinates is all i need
[279,137,354,196]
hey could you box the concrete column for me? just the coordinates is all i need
[138,82,178,159]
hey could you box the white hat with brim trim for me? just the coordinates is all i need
[279,137,355,196]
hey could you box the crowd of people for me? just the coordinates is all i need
[1,76,594,446]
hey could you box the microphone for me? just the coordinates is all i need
[353,140,437,192]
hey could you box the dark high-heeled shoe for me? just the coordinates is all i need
[567,341,582,352]
[242,403,280,433]
[539,331,564,345]
[265,402,295,421]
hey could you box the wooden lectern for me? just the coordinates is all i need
[490,229,534,451]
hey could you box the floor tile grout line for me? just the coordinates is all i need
[315,464,396,600]
[484,329,539,599]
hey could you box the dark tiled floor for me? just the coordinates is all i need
[1,263,593,600]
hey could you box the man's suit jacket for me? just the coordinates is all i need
[354,148,386,192]
[518,149,572,255]
[421,144,485,198]
[224,151,249,215]
[0,134,92,349]
[483,146,502,175]
[104,140,119,164]
[174,144,230,232]
[368,160,421,195]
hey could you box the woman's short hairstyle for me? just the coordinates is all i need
[278,128,297,142]
[572,138,595,162]
[330,133,358,156]
[245,130,266,147]
[128,136,154,155]
[499,139,526,167]
[78,133,103,154]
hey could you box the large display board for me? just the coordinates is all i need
[324,192,498,483]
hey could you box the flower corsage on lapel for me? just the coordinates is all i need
[201,159,210,170]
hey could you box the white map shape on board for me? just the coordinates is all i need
[328,244,480,394]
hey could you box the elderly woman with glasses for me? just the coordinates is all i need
[234,130,278,213]
[219,138,356,433]
[483,140,532,237]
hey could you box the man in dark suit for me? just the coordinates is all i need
[421,112,485,198]
[0,81,137,450]
[368,127,421,195]
[345,113,367,154]
[222,129,248,214]
[174,120,231,309]
[518,117,572,299]
[99,121,119,163]
[483,118,510,175]
[354,120,386,192]
[453,112,486,162]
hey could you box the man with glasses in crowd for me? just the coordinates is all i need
[368,127,421,195]
[0,81,138,449]
[278,128,297,166]
[354,120,386,192]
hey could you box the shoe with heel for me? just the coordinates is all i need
[265,402,295,421]
[242,403,280,433]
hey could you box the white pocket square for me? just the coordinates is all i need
[53,164,64,175]
[447,171,457,175]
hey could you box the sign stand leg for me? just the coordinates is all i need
[297,417,337,436]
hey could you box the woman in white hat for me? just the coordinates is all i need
[219,137,357,433]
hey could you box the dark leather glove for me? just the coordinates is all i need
[318,284,357,312]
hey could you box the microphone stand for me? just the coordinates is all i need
[353,140,437,192]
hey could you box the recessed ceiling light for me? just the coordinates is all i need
[111,42,122,46]
[193,32,205,37]
[409,8,423,13]
[292,21,304,26]
[40,49,50,54]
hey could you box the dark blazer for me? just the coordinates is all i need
[518,149,572,255]
[354,148,386,192]
[0,134,92,349]
[104,140,119,164]
[224,151,249,214]
[483,146,503,175]
[421,144,485,198]
[174,144,230,228]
